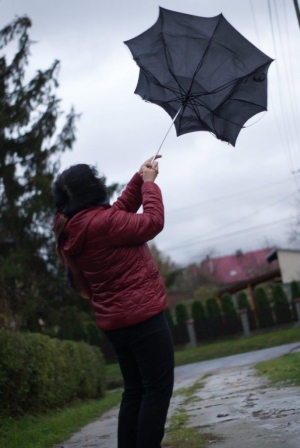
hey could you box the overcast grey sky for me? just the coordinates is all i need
[2,0,300,265]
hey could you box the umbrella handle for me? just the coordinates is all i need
[151,106,183,164]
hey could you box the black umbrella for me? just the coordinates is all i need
[124,7,273,147]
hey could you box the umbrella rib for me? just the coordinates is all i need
[140,67,181,97]
[187,96,243,129]
[185,98,215,134]
[160,13,187,101]
[184,15,223,102]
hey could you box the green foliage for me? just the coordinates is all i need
[291,281,300,300]
[0,391,122,448]
[191,300,206,321]
[205,297,221,319]
[255,287,270,308]
[237,291,251,311]
[272,284,288,305]
[255,286,274,327]
[0,17,121,338]
[220,293,236,317]
[0,16,78,329]
[149,243,181,289]
[193,285,218,302]
[164,308,174,327]
[175,303,189,325]
[0,330,106,417]
[256,352,300,386]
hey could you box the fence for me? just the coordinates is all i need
[98,301,300,363]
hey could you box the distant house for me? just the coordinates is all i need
[201,248,279,287]
[200,248,281,309]
[266,248,300,284]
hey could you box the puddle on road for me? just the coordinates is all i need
[185,366,300,447]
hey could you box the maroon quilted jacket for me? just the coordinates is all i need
[53,173,167,331]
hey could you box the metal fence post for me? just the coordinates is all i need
[185,318,197,348]
[239,309,250,337]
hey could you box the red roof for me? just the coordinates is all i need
[200,248,279,286]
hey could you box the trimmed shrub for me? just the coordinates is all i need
[206,297,221,319]
[255,287,274,328]
[205,297,223,337]
[191,300,209,341]
[237,291,251,311]
[272,284,292,324]
[221,293,241,335]
[237,291,256,330]
[291,281,300,300]
[175,303,189,325]
[164,308,174,327]
[221,293,236,317]
[191,300,206,321]
[0,330,106,417]
[291,281,300,321]
[272,284,288,304]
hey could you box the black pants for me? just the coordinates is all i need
[105,312,174,448]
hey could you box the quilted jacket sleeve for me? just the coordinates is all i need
[113,173,143,213]
[109,181,164,245]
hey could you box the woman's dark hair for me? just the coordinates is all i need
[52,164,108,218]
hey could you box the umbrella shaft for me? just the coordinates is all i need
[152,106,183,163]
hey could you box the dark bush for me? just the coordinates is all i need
[221,293,236,317]
[0,330,106,417]
[221,293,241,335]
[175,303,189,325]
[237,291,250,311]
[205,297,223,337]
[255,287,274,328]
[237,291,256,330]
[272,284,288,304]
[191,300,206,321]
[291,281,300,321]
[164,308,174,327]
[206,297,221,319]
[291,281,300,300]
[272,284,292,324]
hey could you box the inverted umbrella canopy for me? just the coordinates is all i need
[124,7,273,146]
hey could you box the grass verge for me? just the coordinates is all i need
[163,377,222,447]
[255,351,300,386]
[0,391,122,448]
[106,326,300,387]
[163,408,207,447]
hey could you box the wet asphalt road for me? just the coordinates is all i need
[174,342,300,389]
[56,342,300,448]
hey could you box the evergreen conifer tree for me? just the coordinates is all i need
[175,303,189,325]
[206,297,221,319]
[255,287,274,327]
[0,17,78,329]
[191,300,206,321]
[220,293,236,317]
[291,281,300,300]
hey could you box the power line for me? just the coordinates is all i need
[267,0,299,181]
[166,174,297,215]
[273,0,300,169]
[250,0,261,45]
[163,190,296,251]
[163,214,298,253]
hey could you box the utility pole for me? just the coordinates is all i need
[293,0,300,28]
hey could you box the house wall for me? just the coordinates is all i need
[277,251,300,283]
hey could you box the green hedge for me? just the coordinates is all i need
[175,303,189,325]
[0,330,106,417]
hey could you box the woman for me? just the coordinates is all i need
[52,156,174,448]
